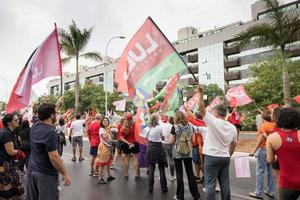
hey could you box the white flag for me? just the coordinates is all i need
[234,156,251,178]
[113,99,126,111]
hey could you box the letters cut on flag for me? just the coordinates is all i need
[113,99,126,111]
[115,17,186,102]
[225,85,252,107]
[6,27,62,113]
[207,96,223,112]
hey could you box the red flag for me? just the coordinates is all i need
[294,95,300,104]
[135,106,148,145]
[267,104,279,111]
[115,17,186,100]
[207,96,223,112]
[225,85,252,107]
[184,92,200,111]
[160,73,179,112]
[6,27,62,113]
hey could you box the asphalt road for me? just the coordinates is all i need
[57,137,288,200]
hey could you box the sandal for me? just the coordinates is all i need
[79,157,85,161]
[71,157,76,162]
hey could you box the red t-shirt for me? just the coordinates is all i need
[228,112,241,125]
[186,115,206,147]
[87,121,100,147]
[119,122,137,143]
[275,129,300,190]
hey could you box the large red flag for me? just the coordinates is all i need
[115,17,186,101]
[294,95,300,104]
[225,85,252,107]
[6,27,62,113]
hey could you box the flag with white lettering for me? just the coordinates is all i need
[207,96,223,112]
[115,17,186,102]
[6,27,62,113]
[113,99,126,111]
[225,85,252,107]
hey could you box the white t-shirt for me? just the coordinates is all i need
[147,125,164,143]
[203,111,237,157]
[70,119,85,137]
[161,122,173,144]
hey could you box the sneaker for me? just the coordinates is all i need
[173,194,179,200]
[264,190,274,197]
[107,176,116,182]
[215,186,220,192]
[98,178,107,184]
[88,171,94,176]
[169,176,176,182]
[93,172,99,177]
[249,192,263,199]
[110,164,117,169]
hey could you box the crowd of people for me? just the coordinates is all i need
[0,86,300,200]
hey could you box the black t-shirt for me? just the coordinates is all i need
[28,122,58,175]
[0,127,14,163]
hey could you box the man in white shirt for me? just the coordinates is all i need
[198,86,237,200]
[70,114,86,162]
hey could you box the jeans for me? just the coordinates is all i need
[26,171,59,200]
[204,155,231,200]
[255,148,274,196]
[174,158,200,200]
[163,143,175,176]
[148,162,167,191]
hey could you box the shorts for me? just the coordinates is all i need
[121,142,140,154]
[192,147,201,165]
[116,141,123,150]
[234,124,242,130]
[90,146,98,156]
[72,136,83,148]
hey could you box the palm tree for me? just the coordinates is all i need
[60,20,102,112]
[234,0,300,105]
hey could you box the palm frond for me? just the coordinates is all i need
[235,23,279,48]
[61,56,74,66]
[79,51,103,62]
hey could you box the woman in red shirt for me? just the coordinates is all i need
[267,107,300,200]
[120,113,140,181]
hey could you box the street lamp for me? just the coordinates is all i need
[105,35,125,116]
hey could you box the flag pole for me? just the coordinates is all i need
[54,23,63,97]
[148,17,199,83]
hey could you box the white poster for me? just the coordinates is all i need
[234,156,251,178]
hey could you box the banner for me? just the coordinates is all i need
[115,17,186,102]
[184,92,200,111]
[225,85,252,107]
[207,96,223,112]
[234,156,251,178]
[6,27,62,113]
[113,99,126,111]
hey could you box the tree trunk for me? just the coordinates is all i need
[75,56,80,113]
[281,50,291,106]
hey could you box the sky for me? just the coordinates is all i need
[0,0,293,102]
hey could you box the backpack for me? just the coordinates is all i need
[57,131,66,145]
[176,125,191,155]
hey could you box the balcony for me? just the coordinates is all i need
[224,57,240,68]
[187,54,198,63]
[223,45,240,55]
[188,65,198,74]
[224,71,240,81]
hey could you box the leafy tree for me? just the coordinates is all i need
[33,95,58,112]
[234,0,300,105]
[241,58,300,130]
[59,20,102,112]
[62,82,123,115]
[203,84,225,106]
[0,101,6,112]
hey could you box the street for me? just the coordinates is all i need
[58,139,279,200]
